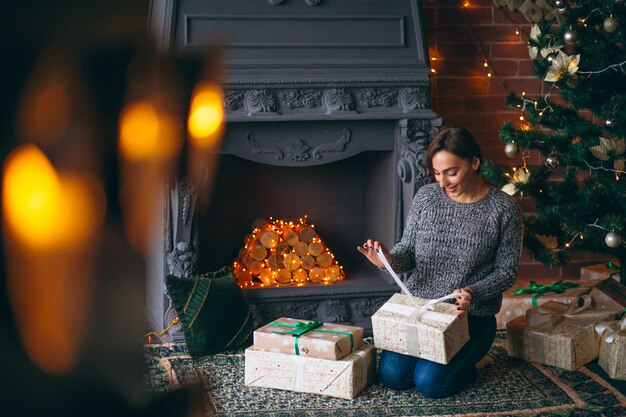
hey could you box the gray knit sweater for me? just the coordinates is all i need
[389,183,523,316]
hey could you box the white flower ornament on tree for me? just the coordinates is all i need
[590,137,626,172]
[544,51,580,82]
[528,24,562,60]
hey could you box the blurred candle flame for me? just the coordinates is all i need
[3,144,62,248]
[187,82,224,149]
[2,144,105,249]
[3,143,105,375]
[119,101,182,161]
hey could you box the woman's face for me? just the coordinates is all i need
[431,150,480,200]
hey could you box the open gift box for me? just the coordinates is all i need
[372,293,469,365]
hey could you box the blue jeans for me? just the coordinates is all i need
[378,314,496,398]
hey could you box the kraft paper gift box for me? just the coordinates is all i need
[506,300,619,370]
[244,344,376,399]
[253,317,363,360]
[580,262,621,281]
[589,278,626,312]
[598,318,626,380]
[371,293,469,365]
[496,280,593,330]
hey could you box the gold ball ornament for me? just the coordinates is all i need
[504,142,519,158]
[603,16,618,33]
[605,232,621,248]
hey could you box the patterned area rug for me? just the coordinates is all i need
[144,336,626,417]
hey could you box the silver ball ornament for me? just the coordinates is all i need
[563,29,578,44]
[504,142,520,158]
[603,16,619,33]
[605,231,621,248]
[544,151,560,169]
[554,0,565,8]
[546,52,557,63]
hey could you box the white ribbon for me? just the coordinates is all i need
[376,248,460,357]
[600,316,626,344]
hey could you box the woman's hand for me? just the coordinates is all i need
[455,288,472,315]
[356,239,391,269]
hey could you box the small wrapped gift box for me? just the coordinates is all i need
[580,262,621,281]
[244,344,376,399]
[598,318,626,380]
[253,318,363,360]
[506,300,619,370]
[496,280,593,330]
[371,293,469,364]
[589,278,626,312]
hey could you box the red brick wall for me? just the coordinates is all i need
[421,0,608,279]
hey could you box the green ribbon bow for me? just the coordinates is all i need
[514,280,581,308]
[269,320,354,356]
[606,261,621,280]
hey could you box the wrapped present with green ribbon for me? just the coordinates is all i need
[253,317,363,360]
[506,298,622,371]
[580,261,621,281]
[496,279,594,330]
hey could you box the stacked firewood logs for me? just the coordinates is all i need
[232,216,344,287]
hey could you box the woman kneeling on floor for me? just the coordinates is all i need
[358,126,523,398]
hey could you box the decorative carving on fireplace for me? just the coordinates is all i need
[245,89,278,115]
[359,88,399,108]
[224,86,430,120]
[400,87,430,112]
[278,89,323,110]
[322,88,355,114]
[246,131,284,161]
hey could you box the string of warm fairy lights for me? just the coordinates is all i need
[429,1,525,86]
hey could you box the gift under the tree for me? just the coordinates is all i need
[244,344,376,399]
[598,317,626,380]
[371,293,469,364]
[506,299,620,370]
[589,278,626,312]
[253,318,363,360]
[580,262,621,281]
[496,280,593,330]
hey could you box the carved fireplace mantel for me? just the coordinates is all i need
[147,0,441,340]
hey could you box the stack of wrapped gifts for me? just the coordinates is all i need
[506,278,626,374]
[496,280,594,330]
[371,293,469,364]
[244,317,375,399]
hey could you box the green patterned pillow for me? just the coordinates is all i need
[166,266,253,357]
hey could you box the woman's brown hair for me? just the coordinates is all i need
[425,126,483,175]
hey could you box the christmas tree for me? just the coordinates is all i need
[482,0,626,285]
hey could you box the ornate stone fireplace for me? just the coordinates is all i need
[146,0,440,340]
